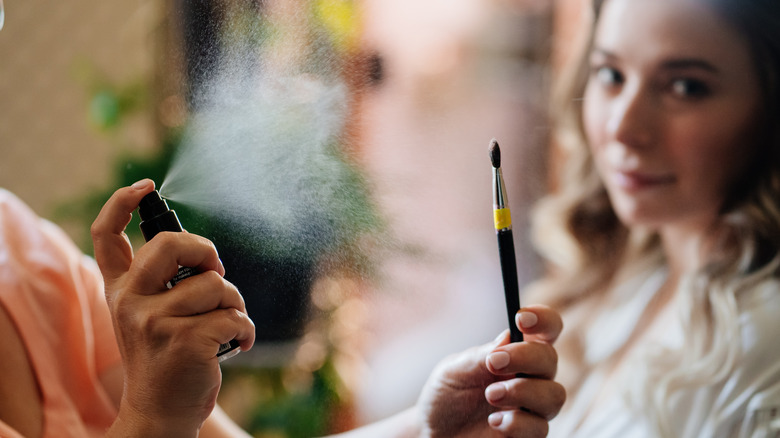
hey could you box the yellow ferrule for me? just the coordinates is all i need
[494,208,512,230]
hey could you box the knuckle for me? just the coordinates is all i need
[131,254,156,277]
[111,288,136,320]
[140,311,164,334]
[127,258,162,289]
[225,307,248,327]
[201,236,219,255]
[228,307,255,339]
[528,341,556,367]
[509,411,548,438]
[203,272,244,307]
[189,233,219,256]
[521,416,548,438]
[229,283,246,306]
[89,220,103,239]
[200,269,224,287]
[135,233,177,263]
[154,232,180,251]
[206,271,236,296]
[551,383,566,413]
[534,421,550,438]
[169,321,198,347]
[548,343,559,367]
[226,307,244,324]
[535,341,557,370]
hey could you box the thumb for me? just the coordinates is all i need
[91,179,156,284]
[439,332,509,388]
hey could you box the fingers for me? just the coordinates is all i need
[485,378,566,420]
[140,270,246,317]
[481,305,565,437]
[92,179,156,281]
[488,409,549,438]
[177,309,256,358]
[112,275,256,358]
[128,232,226,295]
[486,304,562,375]
[515,304,563,344]
[486,341,557,378]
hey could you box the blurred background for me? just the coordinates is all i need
[0,0,582,436]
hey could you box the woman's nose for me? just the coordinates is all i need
[606,84,655,149]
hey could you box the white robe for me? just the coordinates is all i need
[549,268,780,438]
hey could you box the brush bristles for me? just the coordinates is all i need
[489,138,501,168]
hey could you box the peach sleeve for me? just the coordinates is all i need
[0,189,120,437]
[78,252,122,376]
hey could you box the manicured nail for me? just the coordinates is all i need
[132,178,153,190]
[485,383,507,402]
[517,310,538,329]
[487,351,511,370]
[488,412,505,427]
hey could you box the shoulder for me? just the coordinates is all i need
[0,189,97,298]
[732,277,780,402]
[738,277,780,350]
[0,188,40,230]
[0,188,83,268]
[695,278,780,436]
[737,292,780,437]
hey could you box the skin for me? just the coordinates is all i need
[89,179,565,438]
[330,306,565,438]
[583,0,763,276]
[92,179,257,437]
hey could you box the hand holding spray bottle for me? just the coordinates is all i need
[137,189,241,362]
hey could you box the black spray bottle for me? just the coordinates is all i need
[138,190,241,362]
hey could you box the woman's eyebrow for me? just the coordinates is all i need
[589,47,617,60]
[659,58,719,73]
[589,47,720,75]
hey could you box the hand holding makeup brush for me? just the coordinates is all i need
[413,304,565,438]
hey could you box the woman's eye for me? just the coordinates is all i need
[670,78,710,98]
[594,66,623,86]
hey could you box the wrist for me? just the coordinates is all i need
[107,403,201,438]
[396,406,425,438]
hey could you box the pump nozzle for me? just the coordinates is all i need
[138,190,184,241]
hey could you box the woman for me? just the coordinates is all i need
[530,0,780,436]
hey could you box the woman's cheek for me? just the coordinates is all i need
[582,85,605,151]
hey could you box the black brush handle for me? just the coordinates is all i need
[497,229,523,343]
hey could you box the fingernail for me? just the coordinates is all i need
[487,351,511,370]
[485,383,507,402]
[494,329,509,343]
[132,178,153,190]
[517,310,538,329]
[488,412,504,427]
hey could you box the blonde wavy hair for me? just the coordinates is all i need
[527,0,780,434]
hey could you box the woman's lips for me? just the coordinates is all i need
[612,170,677,190]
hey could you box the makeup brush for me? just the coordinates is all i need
[490,139,523,343]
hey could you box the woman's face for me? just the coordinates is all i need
[583,0,762,232]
